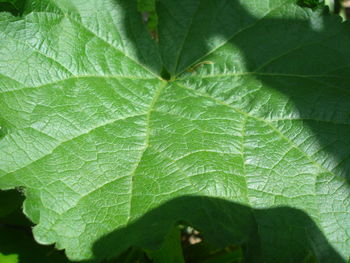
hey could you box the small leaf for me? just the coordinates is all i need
[146,226,185,263]
[0,253,18,263]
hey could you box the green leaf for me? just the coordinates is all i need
[111,247,149,263]
[202,249,243,263]
[0,253,18,263]
[146,226,185,263]
[137,0,156,11]
[137,0,158,40]
[297,0,324,9]
[0,0,350,262]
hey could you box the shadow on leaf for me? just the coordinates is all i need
[120,0,350,185]
[92,196,345,263]
[100,0,350,262]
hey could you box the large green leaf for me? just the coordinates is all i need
[0,0,350,262]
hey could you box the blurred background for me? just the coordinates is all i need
[326,0,350,19]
